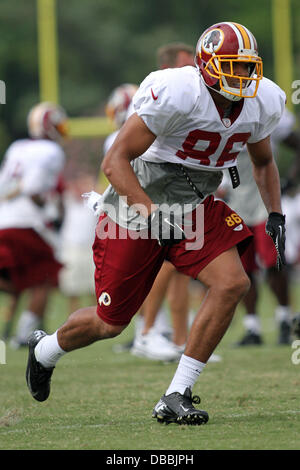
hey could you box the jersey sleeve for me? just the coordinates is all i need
[248,78,286,144]
[133,68,196,136]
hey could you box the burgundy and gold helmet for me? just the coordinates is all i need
[27,102,68,140]
[105,83,138,128]
[195,22,263,101]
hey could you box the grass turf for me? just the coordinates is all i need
[0,280,300,450]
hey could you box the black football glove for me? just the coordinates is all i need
[265,212,286,271]
[148,209,186,247]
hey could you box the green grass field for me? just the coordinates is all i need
[0,280,300,451]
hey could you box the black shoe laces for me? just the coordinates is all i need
[191,394,201,405]
[180,391,201,408]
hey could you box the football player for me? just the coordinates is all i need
[58,170,98,316]
[26,22,286,426]
[0,102,67,345]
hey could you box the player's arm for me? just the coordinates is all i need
[247,136,286,269]
[247,135,282,214]
[101,112,185,246]
[101,112,157,218]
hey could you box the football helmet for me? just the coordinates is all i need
[105,83,138,128]
[27,102,68,140]
[195,22,263,101]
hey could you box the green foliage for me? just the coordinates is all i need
[1,0,300,161]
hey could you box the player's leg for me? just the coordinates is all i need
[267,266,292,344]
[153,246,250,425]
[183,246,250,362]
[256,221,292,344]
[236,272,263,345]
[26,308,127,402]
[57,306,126,352]
[0,276,16,294]
[153,197,253,425]
[14,284,51,346]
[140,261,175,334]
[130,261,181,362]
[235,234,263,346]
[26,214,166,401]
[1,292,20,340]
[166,271,190,347]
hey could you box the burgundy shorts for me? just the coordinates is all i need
[240,220,277,273]
[0,228,63,293]
[92,195,253,326]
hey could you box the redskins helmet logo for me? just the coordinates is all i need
[98,292,111,307]
[202,29,224,54]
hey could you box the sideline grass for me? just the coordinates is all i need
[0,281,300,450]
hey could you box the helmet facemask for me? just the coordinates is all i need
[205,52,263,101]
[196,22,264,102]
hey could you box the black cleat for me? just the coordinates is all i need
[278,320,291,345]
[152,387,209,425]
[235,331,263,347]
[26,330,54,402]
[292,313,300,339]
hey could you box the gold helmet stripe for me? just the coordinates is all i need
[233,23,251,49]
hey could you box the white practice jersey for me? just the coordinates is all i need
[102,66,285,230]
[0,138,65,233]
[59,192,97,247]
[134,66,285,170]
[224,108,295,225]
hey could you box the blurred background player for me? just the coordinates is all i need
[220,107,300,346]
[102,83,139,167]
[0,102,68,346]
[58,169,98,316]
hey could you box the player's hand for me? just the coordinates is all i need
[148,209,186,247]
[265,212,286,271]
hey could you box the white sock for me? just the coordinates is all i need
[275,305,291,324]
[153,307,171,335]
[134,315,144,336]
[34,331,66,368]
[15,310,42,343]
[244,314,261,334]
[165,354,206,396]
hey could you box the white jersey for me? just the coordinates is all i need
[102,66,285,230]
[224,108,295,225]
[59,192,97,246]
[133,66,286,170]
[0,138,65,234]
